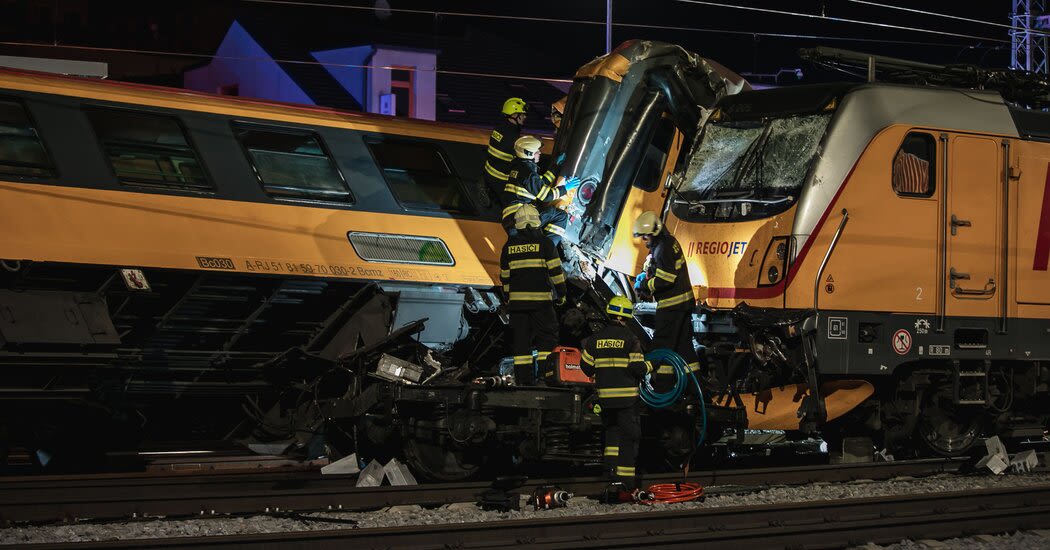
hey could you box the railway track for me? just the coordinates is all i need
[1,459,966,524]
[15,483,1050,549]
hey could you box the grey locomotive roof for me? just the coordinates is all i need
[792,82,1018,264]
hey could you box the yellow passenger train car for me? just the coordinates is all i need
[0,67,515,468]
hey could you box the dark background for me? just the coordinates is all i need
[0,1,1021,112]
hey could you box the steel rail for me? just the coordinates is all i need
[0,459,966,524]
[17,483,1050,549]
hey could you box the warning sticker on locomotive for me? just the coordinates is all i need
[892,329,912,355]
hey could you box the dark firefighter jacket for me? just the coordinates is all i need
[501,158,564,221]
[484,118,520,188]
[645,232,694,311]
[580,325,652,407]
[499,228,567,311]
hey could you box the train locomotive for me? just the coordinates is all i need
[613,47,1050,458]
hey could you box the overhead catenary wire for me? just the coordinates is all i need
[673,0,1010,44]
[846,0,1050,37]
[0,26,987,90]
[0,40,575,84]
[0,2,1007,87]
[239,0,977,48]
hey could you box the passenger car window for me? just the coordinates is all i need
[893,132,935,197]
[234,125,352,203]
[366,139,472,213]
[86,108,210,190]
[0,98,55,178]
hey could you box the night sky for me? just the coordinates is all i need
[0,1,1023,90]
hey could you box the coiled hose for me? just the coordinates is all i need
[636,348,709,504]
[639,348,708,447]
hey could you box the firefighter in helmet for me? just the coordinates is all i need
[551,96,567,131]
[541,95,570,188]
[483,97,528,205]
[501,135,572,245]
[633,211,700,391]
[580,295,653,502]
[499,203,567,385]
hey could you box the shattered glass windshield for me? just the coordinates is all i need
[675,113,831,221]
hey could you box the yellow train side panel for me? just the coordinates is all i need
[1014,139,1050,306]
[0,70,490,145]
[0,182,505,287]
[786,126,941,314]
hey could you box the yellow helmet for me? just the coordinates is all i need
[606,295,634,319]
[632,211,662,237]
[514,135,542,159]
[502,97,527,116]
[514,203,541,229]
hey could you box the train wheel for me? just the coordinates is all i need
[916,382,983,456]
[402,436,482,482]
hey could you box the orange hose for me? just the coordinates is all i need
[645,482,705,503]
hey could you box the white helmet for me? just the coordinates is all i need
[514,135,542,159]
[514,203,541,229]
[632,211,662,237]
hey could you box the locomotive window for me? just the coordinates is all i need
[234,126,352,203]
[633,117,677,192]
[366,139,473,213]
[0,99,56,178]
[893,132,935,197]
[86,108,211,190]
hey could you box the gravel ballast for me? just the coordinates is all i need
[3,472,1050,545]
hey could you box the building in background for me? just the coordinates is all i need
[183,17,563,131]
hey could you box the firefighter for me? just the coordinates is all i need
[483,97,528,206]
[551,95,566,131]
[501,135,576,246]
[633,211,701,392]
[541,95,568,187]
[580,295,652,501]
[499,203,567,385]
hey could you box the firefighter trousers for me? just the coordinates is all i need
[650,308,700,394]
[602,402,642,489]
[509,305,558,385]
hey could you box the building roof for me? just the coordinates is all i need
[232,10,566,132]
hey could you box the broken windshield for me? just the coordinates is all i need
[674,113,831,221]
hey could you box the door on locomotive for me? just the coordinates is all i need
[945,135,1002,318]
